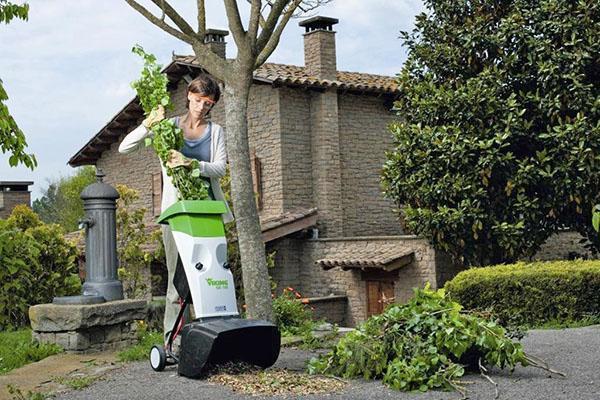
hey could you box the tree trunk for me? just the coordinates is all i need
[223,71,274,322]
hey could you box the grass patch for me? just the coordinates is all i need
[5,384,52,400]
[117,324,163,362]
[0,329,62,374]
[54,375,100,390]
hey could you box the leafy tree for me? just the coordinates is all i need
[0,1,36,169]
[33,166,96,232]
[382,0,600,266]
[123,0,330,320]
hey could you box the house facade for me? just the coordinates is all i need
[0,181,33,219]
[68,17,464,325]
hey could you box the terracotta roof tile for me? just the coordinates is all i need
[317,244,414,271]
[173,55,399,94]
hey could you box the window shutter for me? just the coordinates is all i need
[250,149,263,210]
[152,172,162,217]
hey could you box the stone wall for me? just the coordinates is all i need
[269,235,458,326]
[338,93,402,237]
[534,230,594,260]
[279,87,313,211]
[0,191,30,219]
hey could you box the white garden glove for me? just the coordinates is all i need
[142,105,165,129]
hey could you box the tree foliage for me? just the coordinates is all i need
[382,0,600,266]
[0,1,36,169]
[32,166,96,232]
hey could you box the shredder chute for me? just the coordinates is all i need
[149,200,280,377]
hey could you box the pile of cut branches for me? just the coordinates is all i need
[308,286,563,396]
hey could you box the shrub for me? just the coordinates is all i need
[272,287,314,336]
[115,184,163,299]
[445,260,600,327]
[0,206,81,329]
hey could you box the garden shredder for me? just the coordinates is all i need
[149,200,281,377]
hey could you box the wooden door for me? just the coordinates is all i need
[366,280,395,317]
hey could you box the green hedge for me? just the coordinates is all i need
[444,260,600,327]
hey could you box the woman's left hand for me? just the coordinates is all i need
[166,150,193,169]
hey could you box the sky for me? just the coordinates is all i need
[0,0,424,199]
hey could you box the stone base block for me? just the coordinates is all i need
[29,299,147,352]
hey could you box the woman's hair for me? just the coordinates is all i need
[186,74,221,108]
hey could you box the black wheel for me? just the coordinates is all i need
[150,345,167,371]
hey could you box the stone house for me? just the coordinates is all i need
[0,181,33,219]
[68,16,464,326]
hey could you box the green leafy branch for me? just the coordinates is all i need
[130,45,209,200]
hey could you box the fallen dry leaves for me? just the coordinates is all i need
[206,362,346,396]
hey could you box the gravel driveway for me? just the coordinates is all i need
[57,325,600,400]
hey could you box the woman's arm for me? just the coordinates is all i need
[118,124,150,154]
[199,125,227,178]
[118,106,164,154]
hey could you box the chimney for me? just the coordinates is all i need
[204,29,229,59]
[299,16,339,81]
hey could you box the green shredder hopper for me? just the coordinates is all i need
[153,200,280,378]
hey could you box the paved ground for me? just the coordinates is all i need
[6,325,600,400]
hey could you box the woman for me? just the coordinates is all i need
[119,74,233,338]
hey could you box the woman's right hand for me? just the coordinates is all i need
[142,105,165,129]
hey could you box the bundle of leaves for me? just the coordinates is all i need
[309,287,551,393]
[130,45,209,200]
[0,206,80,329]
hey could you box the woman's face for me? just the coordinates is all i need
[188,92,215,118]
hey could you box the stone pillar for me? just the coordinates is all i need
[310,89,343,237]
[299,16,339,80]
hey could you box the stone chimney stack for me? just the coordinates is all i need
[299,16,339,80]
[204,29,229,59]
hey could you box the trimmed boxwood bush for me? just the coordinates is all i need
[445,260,600,327]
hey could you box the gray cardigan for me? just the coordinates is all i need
[118,119,234,223]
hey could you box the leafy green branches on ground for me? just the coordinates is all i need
[0,1,36,170]
[0,206,80,329]
[115,184,163,299]
[130,45,209,200]
[382,0,600,266]
[309,286,562,395]
[0,329,62,375]
[32,166,96,232]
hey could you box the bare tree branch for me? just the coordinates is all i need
[255,0,302,67]
[247,0,262,49]
[149,0,197,38]
[254,0,289,54]
[124,0,195,45]
[196,0,206,37]
[223,0,248,53]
